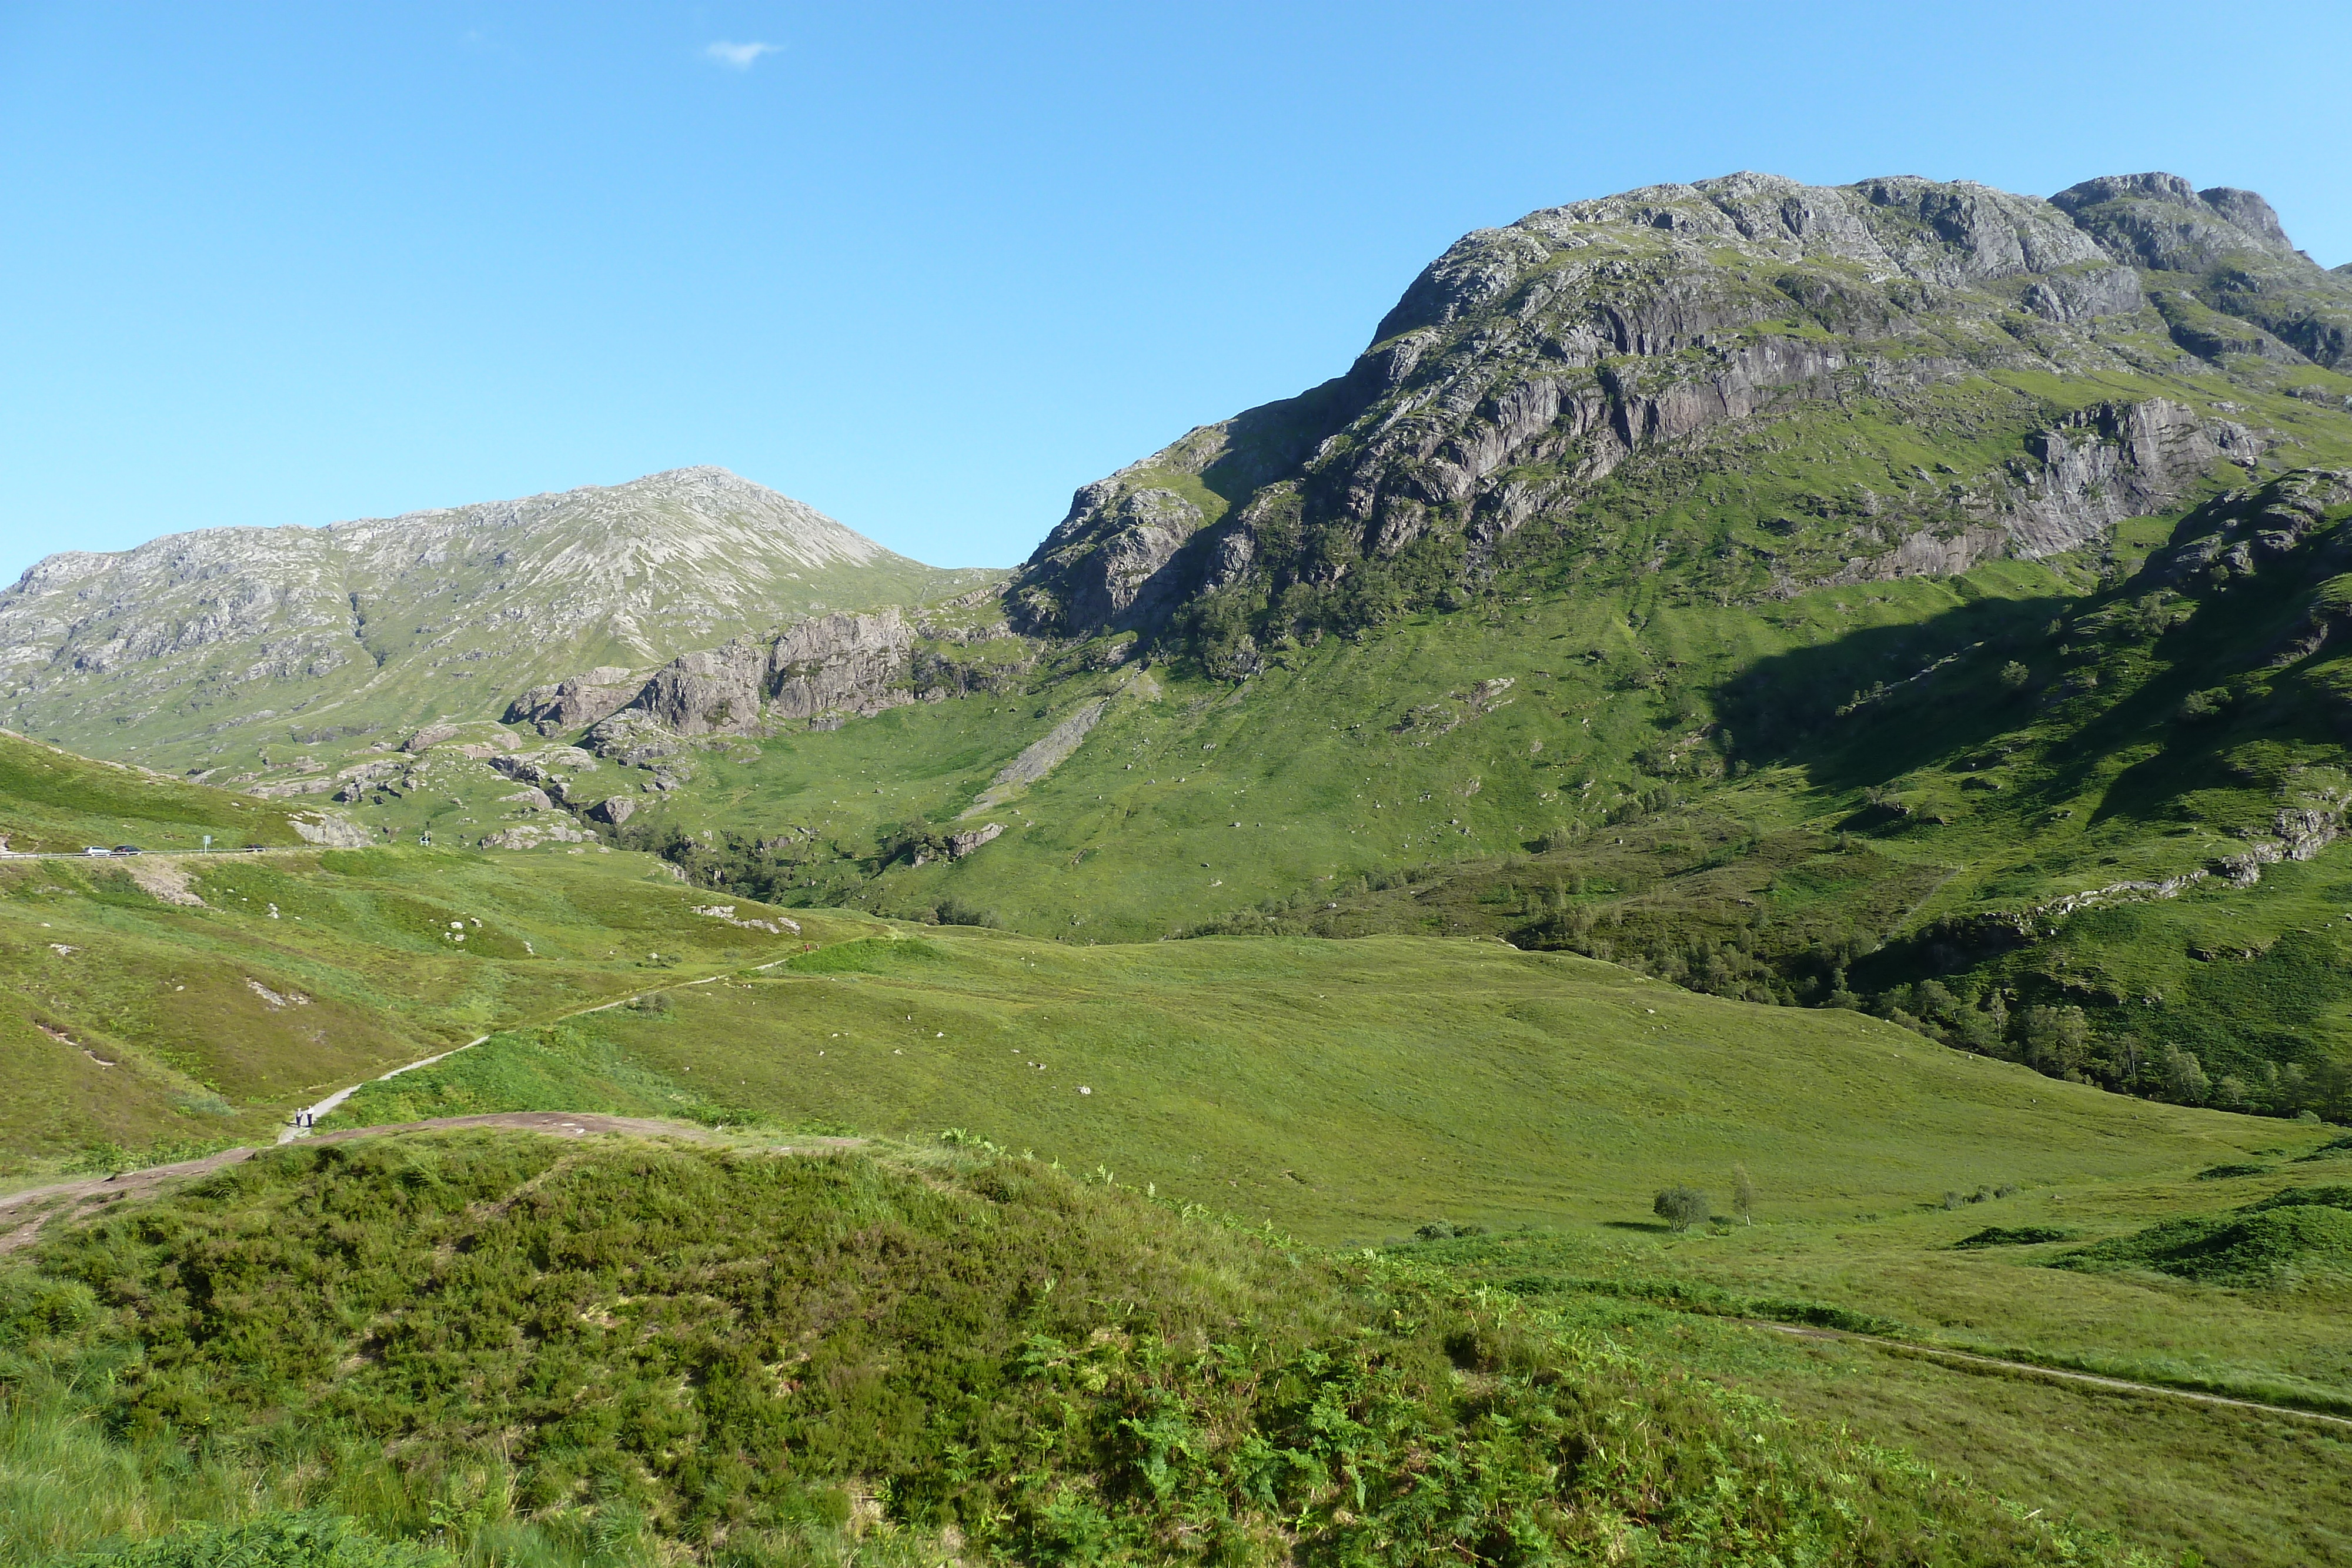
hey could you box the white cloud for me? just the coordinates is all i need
[704,40,780,70]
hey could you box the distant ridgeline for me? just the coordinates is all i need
[9,169,2352,1122]
[0,466,998,773]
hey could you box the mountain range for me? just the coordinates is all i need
[7,166,2352,1568]
[1015,170,2347,652]
[8,173,2352,1106]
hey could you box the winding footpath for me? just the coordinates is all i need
[7,935,2347,1438]
[276,947,820,1141]
[3,942,838,1253]
[1742,1319,2352,1432]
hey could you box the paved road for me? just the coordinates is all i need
[0,846,315,860]
[0,1112,860,1255]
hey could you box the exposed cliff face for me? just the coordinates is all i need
[2004,398,2264,559]
[1012,170,2345,645]
[559,603,1039,751]
[769,611,924,725]
[2154,469,2352,594]
[618,610,918,738]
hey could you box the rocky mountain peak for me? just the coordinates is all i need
[2050,172,2308,269]
[0,469,992,767]
[1370,172,2110,348]
[1011,168,2350,650]
[311,465,890,579]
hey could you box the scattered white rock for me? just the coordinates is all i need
[246,978,309,1009]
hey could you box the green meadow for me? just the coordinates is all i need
[0,1128,2186,1568]
[336,926,2281,1239]
[0,846,862,1168]
[308,921,2352,1565]
[0,730,308,855]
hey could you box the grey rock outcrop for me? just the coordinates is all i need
[503,667,642,733]
[288,811,371,848]
[1013,169,2348,641]
[2155,470,2352,593]
[1812,396,2262,587]
[489,747,597,804]
[480,821,589,850]
[564,605,1037,751]
[769,610,920,724]
[2050,175,2303,272]
[2053,173,2352,367]
[1018,486,1215,635]
[576,711,683,767]
[633,641,777,736]
[946,822,1004,857]
[592,609,917,740]
[2002,399,2263,558]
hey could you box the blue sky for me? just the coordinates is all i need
[2,2,2345,581]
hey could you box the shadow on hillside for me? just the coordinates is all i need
[1715,591,2069,789]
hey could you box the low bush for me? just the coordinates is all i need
[0,1130,2134,1566]
[1951,1226,2073,1249]
[1653,1185,1710,1232]
[2054,1186,2352,1287]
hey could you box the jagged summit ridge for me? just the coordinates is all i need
[15,467,883,599]
[1375,172,2115,345]
[320,465,890,574]
[1013,168,2348,646]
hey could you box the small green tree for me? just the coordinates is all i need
[2179,687,2229,722]
[1653,1186,1710,1232]
[2017,1004,2090,1078]
[2158,1042,2211,1105]
[1997,660,2030,693]
[1732,1165,1756,1226]
[1914,980,1960,1021]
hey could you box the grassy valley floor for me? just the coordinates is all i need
[6,860,2346,1564]
[0,847,867,1168]
[0,1125,2271,1568]
[330,926,2281,1240]
[326,925,2350,1414]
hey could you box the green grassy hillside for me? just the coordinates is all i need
[1,1126,2162,1567]
[0,846,866,1168]
[0,730,311,855]
[301,924,2352,1565]
[1417,1222,2352,1568]
[336,927,2278,1236]
[328,925,2348,1404]
[553,481,2352,1119]
[3,841,2340,1564]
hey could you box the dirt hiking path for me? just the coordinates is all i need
[275,941,838,1143]
[1745,1318,2352,1432]
[0,1112,859,1255]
